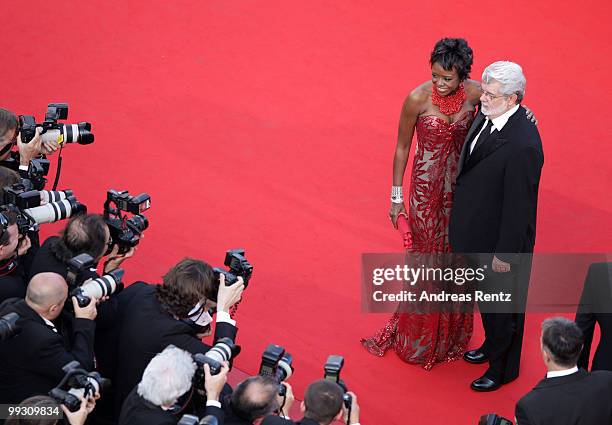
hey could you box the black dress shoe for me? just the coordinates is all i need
[463,349,488,364]
[470,376,502,392]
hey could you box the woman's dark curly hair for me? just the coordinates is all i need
[156,258,216,318]
[430,38,473,81]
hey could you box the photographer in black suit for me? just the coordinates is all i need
[261,380,361,425]
[0,272,97,404]
[515,317,612,425]
[575,262,612,372]
[0,108,59,175]
[108,258,244,413]
[224,376,284,425]
[0,205,36,303]
[29,213,134,281]
[119,345,228,425]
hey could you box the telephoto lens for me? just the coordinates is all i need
[23,197,86,225]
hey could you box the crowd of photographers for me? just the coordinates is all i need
[0,105,362,425]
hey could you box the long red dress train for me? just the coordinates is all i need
[361,112,475,370]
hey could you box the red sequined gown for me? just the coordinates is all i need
[361,112,475,370]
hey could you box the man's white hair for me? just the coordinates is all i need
[482,61,526,102]
[137,345,196,407]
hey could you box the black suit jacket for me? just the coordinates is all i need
[515,369,612,425]
[111,282,238,411]
[0,298,96,404]
[575,262,612,371]
[449,108,544,262]
[118,386,225,425]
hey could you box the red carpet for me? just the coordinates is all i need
[4,1,612,424]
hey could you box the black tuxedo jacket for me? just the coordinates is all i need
[111,282,238,411]
[118,386,225,425]
[515,369,612,425]
[0,298,96,404]
[575,262,612,371]
[449,108,544,262]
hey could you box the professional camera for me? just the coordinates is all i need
[103,189,151,254]
[479,414,513,425]
[193,337,239,389]
[178,414,218,425]
[18,103,94,145]
[49,361,110,412]
[323,355,352,413]
[66,253,124,307]
[0,312,20,341]
[259,344,293,383]
[212,249,253,294]
[4,182,73,210]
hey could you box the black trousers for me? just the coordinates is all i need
[476,254,532,383]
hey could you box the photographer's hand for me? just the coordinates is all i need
[203,362,229,401]
[17,127,43,167]
[103,245,135,274]
[61,395,91,425]
[278,381,295,418]
[72,296,97,321]
[216,274,244,313]
[16,235,31,256]
[41,137,60,155]
[342,392,360,425]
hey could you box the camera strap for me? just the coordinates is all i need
[0,256,18,277]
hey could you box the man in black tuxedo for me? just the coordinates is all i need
[515,317,612,425]
[575,262,612,371]
[119,345,228,425]
[0,272,97,404]
[106,258,244,415]
[449,61,544,391]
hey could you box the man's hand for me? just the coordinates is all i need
[16,235,31,256]
[216,274,244,313]
[203,362,229,401]
[103,245,135,273]
[61,395,94,425]
[277,381,295,418]
[41,137,60,155]
[389,202,407,229]
[523,105,538,125]
[342,391,360,425]
[492,255,511,273]
[17,127,43,166]
[72,296,97,320]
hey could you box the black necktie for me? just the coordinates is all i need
[470,119,495,156]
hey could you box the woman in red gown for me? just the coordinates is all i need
[361,38,480,369]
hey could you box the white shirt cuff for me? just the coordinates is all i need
[19,165,29,171]
[216,310,236,326]
[206,400,221,408]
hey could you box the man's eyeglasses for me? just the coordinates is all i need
[481,90,508,100]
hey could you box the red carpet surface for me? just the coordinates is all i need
[4,1,612,424]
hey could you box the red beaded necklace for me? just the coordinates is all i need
[431,83,466,115]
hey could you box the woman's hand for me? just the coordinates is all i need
[389,202,407,229]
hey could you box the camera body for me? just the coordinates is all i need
[66,253,124,308]
[323,355,352,410]
[177,414,218,425]
[49,361,110,412]
[0,312,21,341]
[212,249,253,298]
[259,344,293,384]
[193,337,239,389]
[103,189,151,255]
[18,103,94,145]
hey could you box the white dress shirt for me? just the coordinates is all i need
[546,366,579,378]
[469,104,520,154]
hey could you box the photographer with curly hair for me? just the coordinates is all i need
[105,258,243,415]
